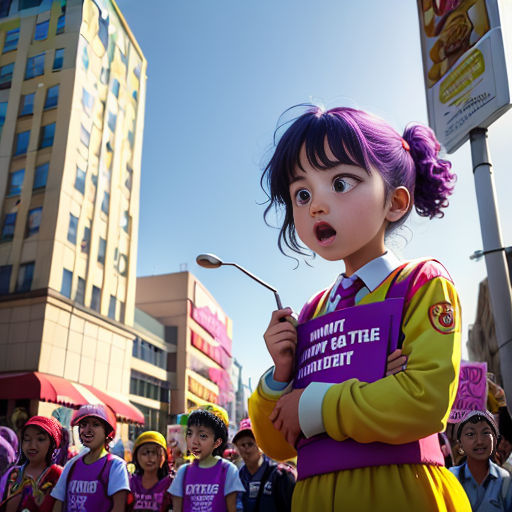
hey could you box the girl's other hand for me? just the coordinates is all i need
[386,349,408,376]
[264,307,297,382]
[269,388,304,445]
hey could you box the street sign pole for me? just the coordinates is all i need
[470,127,512,407]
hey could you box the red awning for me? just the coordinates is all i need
[81,384,145,425]
[0,372,144,425]
[0,372,88,408]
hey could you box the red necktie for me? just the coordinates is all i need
[333,276,365,310]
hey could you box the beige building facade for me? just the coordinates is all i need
[136,272,236,421]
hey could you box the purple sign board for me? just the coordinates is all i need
[293,299,404,389]
[449,360,488,423]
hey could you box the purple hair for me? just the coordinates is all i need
[261,105,456,256]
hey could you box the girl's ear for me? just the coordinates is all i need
[386,186,411,223]
[213,438,223,451]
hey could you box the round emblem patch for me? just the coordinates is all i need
[429,301,455,334]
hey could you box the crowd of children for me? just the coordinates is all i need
[0,399,510,511]
[0,402,296,512]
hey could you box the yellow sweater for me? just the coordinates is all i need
[248,260,471,511]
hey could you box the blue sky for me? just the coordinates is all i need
[116,0,512,390]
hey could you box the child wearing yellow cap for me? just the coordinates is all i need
[128,431,173,512]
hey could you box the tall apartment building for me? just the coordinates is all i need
[0,0,148,435]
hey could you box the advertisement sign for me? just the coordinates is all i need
[187,375,218,404]
[191,305,232,356]
[190,330,230,369]
[449,360,488,422]
[417,0,512,152]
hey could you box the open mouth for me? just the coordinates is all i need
[315,222,336,245]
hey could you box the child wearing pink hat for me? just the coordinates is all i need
[0,415,63,512]
[51,404,130,512]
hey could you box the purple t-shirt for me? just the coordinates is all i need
[170,458,244,512]
[129,473,172,511]
[51,453,130,512]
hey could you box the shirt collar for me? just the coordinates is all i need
[461,461,499,483]
[488,460,500,479]
[352,250,402,292]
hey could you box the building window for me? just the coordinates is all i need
[98,237,106,264]
[56,14,65,34]
[14,130,30,155]
[19,0,43,9]
[0,101,6,136]
[1,212,16,240]
[20,93,35,116]
[100,67,109,84]
[81,45,89,70]
[15,262,34,292]
[132,337,166,370]
[111,79,120,98]
[33,162,48,189]
[75,276,85,305]
[53,48,64,71]
[60,268,72,298]
[133,62,141,80]
[81,88,94,116]
[25,53,45,80]
[119,301,125,323]
[125,166,133,191]
[26,207,42,236]
[8,169,24,196]
[0,0,13,17]
[44,85,58,109]
[74,167,86,194]
[34,20,49,41]
[39,123,55,148]
[130,370,167,400]
[91,285,100,311]
[67,213,78,244]
[81,226,90,253]
[80,124,90,147]
[0,265,11,294]
[107,112,116,132]
[108,295,116,319]
[101,192,109,215]
[0,62,14,89]
[120,211,130,233]
[3,27,19,53]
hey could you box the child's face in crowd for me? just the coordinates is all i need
[234,435,261,466]
[137,443,165,473]
[79,417,107,451]
[496,437,512,466]
[186,424,221,462]
[22,426,51,466]
[289,146,395,274]
[460,420,496,461]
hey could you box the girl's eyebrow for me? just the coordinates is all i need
[289,174,305,185]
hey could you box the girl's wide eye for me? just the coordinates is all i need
[294,188,311,206]
[333,176,356,193]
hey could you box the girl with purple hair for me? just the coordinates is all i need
[248,106,471,510]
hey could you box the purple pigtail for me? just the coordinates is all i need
[403,124,456,219]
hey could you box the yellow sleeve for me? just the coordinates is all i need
[248,377,298,461]
[323,276,461,444]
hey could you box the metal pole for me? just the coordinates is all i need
[469,128,512,407]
